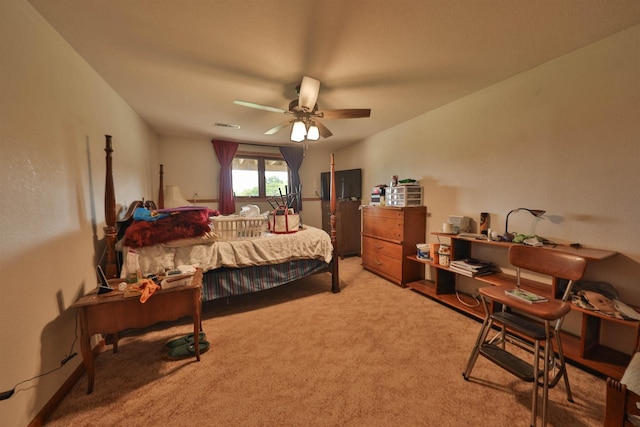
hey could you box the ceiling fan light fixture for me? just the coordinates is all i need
[307,124,320,141]
[290,120,307,142]
[235,76,371,141]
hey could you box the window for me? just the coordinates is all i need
[231,154,291,199]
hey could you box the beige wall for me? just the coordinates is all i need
[158,136,334,228]
[337,25,640,350]
[159,25,640,355]
[0,0,159,425]
[3,0,638,422]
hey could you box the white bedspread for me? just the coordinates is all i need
[124,225,333,275]
[622,352,640,395]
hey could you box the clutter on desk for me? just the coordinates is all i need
[386,184,423,207]
[448,215,470,234]
[160,265,196,289]
[570,281,640,321]
[416,243,431,260]
[371,177,423,207]
[437,245,451,266]
[449,258,495,277]
[370,184,387,206]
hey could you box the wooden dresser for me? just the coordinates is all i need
[321,199,362,258]
[361,205,426,286]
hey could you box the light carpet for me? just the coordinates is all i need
[46,257,605,426]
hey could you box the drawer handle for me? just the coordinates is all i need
[374,243,384,249]
[374,259,383,266]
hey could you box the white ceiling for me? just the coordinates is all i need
[29,0,640,151]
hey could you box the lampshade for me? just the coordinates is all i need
[290,120,307,142]
[503,208,546,242]
[164,185,192,208]
[307,124,320,141]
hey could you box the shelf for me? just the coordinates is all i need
[407,279,485,320]
[575,342,633,379]
[405,235,635,381]
[407,255,553,298]
[432,232,617,261]
[408,256,639,319]
[407,278,632,379]
[570,302,640,326]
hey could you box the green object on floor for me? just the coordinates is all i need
[164,332,207,349]
[167,341,210,360]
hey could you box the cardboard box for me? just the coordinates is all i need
[430,243,440,264]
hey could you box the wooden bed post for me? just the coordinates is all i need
[103,135,118,279]
[330,153,340,293]
[158,164,164,209]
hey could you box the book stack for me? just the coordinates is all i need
[449,258,494,277]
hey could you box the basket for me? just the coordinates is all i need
[211,215,268,241]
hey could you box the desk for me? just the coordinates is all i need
[72,269,203,393]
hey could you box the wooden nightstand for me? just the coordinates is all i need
[72,269,203,393]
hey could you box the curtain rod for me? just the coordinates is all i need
[212,139,300,149]
[239,142,282,148]
[211,139,276,149]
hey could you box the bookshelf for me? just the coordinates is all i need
[406,233,639,380]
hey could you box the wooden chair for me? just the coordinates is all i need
[463,245,587,427]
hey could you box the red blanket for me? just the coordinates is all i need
[124,209,215,248]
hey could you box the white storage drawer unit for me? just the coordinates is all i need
[386,185,423,207]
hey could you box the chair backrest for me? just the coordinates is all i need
[509,245,587,331]
[509,245,587,282]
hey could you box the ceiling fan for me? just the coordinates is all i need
[234,76,371,142]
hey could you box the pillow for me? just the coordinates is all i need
[123,209,212,248]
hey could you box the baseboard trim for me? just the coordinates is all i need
[29,341,105,427]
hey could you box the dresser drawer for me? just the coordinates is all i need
[362,208,405,242]
[361,205,426,286]
[362,236,402,259]
[362,249,403,283]
[362,206,405,221]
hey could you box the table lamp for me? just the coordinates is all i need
[502,208,545,242]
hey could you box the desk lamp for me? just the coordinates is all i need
[502,208,545,242]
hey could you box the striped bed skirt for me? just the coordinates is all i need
[201,258,331,301]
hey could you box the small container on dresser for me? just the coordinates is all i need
[361,205,427,286]
[437,245,451,266]
[385,185,423,207]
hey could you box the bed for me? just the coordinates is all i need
[101,135,340,300]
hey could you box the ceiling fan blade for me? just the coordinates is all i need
[234,100,287,114]
[315,120,333,138]
[317,109,371,119]
[265,119,294,135]
[298,76,320,112]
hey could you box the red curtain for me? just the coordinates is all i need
[211,140,239,215]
